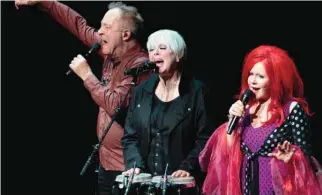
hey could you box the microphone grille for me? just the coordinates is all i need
[241,89,253,103]
[92,42,101,50]
[145,61,156,68]
[244,88,253,96]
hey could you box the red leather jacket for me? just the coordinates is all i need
[38,1,151,171]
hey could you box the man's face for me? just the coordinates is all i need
[98,8,124,55]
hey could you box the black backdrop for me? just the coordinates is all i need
[2,1,322,194]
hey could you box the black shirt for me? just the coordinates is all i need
[146,94,180,176]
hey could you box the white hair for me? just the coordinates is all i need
[146,29,187,60]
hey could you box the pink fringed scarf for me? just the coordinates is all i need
[199,122,322,195]
[270,145,322,195]
[199,123,243,195]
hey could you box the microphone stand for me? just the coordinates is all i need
[161,163,169,195]
[124,162,137,195]
[79,74,139,192]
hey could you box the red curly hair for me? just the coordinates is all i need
[238,45,312,126]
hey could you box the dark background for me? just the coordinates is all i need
[2,1,322,194]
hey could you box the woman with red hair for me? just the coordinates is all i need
[199,45,322,195]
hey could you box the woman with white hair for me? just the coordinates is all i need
[121,29,213,193]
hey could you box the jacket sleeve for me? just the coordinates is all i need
[83,57,150,116]
[121,87,146,170]
[37,1,103,58]
[179,87,214,172]
[289,103,313,156]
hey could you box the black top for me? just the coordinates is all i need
[147,94,180,176]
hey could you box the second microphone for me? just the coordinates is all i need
[124,61,157,76]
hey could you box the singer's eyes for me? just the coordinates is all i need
[159,44,167,49]
[148,46,167,52]
[101,24,112,31]
[249,72,265,79]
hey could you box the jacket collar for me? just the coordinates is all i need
[107,43,144,67]
[142,71,192,95]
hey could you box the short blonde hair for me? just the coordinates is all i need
[147,29,187,61]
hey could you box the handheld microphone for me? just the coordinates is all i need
[162,163,169,195]
[227,89,254,134]
[124,61,156,76]
[66,42,101,75]
[124,162,137,195]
